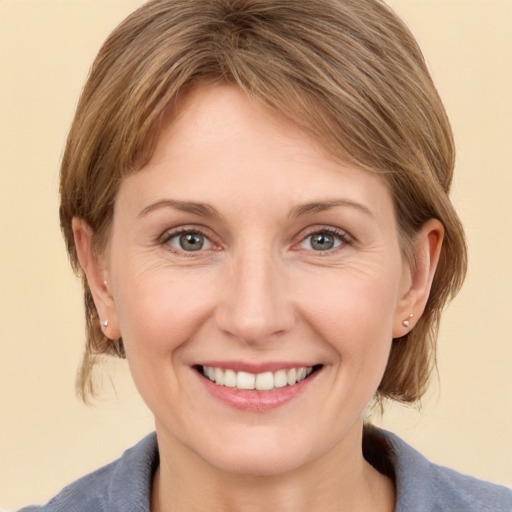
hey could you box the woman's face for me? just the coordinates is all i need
[102,85,414,475]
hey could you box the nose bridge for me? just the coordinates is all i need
[216,242,294,344]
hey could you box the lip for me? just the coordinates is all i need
[193,362,322,412]
[196,361,317,374]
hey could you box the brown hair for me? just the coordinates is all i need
[60,0,467,402]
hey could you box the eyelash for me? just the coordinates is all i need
[159,227,219,255]
[297,227,353,253]
[159,226,353,255]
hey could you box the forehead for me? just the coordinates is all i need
[116,85,394,222]
[157,84,330,166]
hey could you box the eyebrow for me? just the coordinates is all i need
[138,198,373,220]
[289,199,374,218]
[138,199,220,219]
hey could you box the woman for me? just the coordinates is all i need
[17,0,511,510]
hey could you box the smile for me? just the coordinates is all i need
[199,365,321,391]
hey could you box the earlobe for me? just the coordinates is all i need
[72,218,120,339]
[393,219,444,337]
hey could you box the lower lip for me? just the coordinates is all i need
[195,369,320,412]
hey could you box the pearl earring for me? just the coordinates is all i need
[101,319,109,328]
[402,313,414,328]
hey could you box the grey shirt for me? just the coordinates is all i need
[18,428,512,511]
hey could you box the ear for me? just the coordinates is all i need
[72,218,121,340]
[392,219,444,337]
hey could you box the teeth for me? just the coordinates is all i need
[286,368,297,386]
[201,365,317,391]
[237,371,256,390]
[224,369,237,388]
[255,372,274,391]
[214,367,224,386]
[206,366,215,381]
[274,370,287,388]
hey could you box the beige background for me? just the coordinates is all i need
[0,0,511,509]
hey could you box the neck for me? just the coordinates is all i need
[151,423,395,512]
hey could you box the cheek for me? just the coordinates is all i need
[112,266,214,356]
[299,265,400,336]
[296,265,400,382]
[110,269,215,414]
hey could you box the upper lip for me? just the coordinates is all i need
[194,361,321,373]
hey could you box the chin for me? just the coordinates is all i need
[189,425,320,477]
[208,446,309,477]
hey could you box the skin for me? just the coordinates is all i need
[74,85,443,512]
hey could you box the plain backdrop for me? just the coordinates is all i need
[0,0,511,509]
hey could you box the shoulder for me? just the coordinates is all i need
[17,433,158,512]
[429,463,512,512]
[364,426,512,512]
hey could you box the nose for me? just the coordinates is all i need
[215,250,295,346]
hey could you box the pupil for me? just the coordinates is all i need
[180,232,204,251]
[311,233,334,250]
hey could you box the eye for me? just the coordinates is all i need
[165,230,214,252]
[300,229,348,251]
